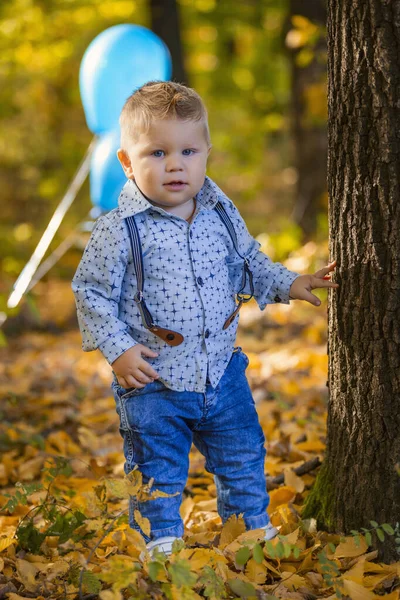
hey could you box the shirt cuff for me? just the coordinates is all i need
[269,270,301,305]
[98,331,138,365]
[258,269,301,310]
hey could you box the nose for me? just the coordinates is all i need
[166,153,183,172]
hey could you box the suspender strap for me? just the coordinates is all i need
[125,216,153,328]
[125,215,184,346]
[214,201,254,300]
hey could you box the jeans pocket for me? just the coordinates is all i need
[120,386,143,400]
[233,346,249,368]
[111,379,143,401]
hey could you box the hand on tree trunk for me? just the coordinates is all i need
[289,260,339,306]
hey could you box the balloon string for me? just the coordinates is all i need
[7,137,97,309]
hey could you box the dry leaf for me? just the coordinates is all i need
[134,510,151,537]
[218,515,246,548]
[334,536,368,558]
[283,468,305,493]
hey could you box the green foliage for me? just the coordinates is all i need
[228,577,256,598]
[1,480,43,513]
[198,565,227,599]
[80,569,102,594]
[15,519,47,553]
[168,559,197,588]
[317,549,343,599]
[350,520,400,554]
[235,545,251,566]
[252,542,264,563]
[264,536,300,560]
[148,560,164,583]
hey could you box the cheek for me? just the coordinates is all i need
[135,163,159,184]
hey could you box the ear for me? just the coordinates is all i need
[117,149,135,180]
[207,145,212,157]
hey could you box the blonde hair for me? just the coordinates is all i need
[119,81,211,149]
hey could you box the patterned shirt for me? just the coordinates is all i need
[72,176,300,392]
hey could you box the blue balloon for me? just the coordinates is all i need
[90,129,127,212]
[80,24,172,134]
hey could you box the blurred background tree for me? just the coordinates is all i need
[0,0,327,317]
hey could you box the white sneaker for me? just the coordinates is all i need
[146,536,182,557]
[262,522,279,540]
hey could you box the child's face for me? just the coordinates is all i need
[117,117,211,213]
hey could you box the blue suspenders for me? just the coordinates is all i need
[125,201,254,346]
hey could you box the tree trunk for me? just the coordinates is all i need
[303,0,400,563]
[150,0,187,84]
[286,0,328,240]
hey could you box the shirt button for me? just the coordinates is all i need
[189,230,193,238]
[204,329,210,338]
[274,295,282,302]
[197,276,204,286]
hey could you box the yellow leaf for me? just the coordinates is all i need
[282,527,300,545]
[219,514,246,548]
[45,559,70,581]
[134,510,151,537]
[0,537,15,552]
[105,478,129,499]
[342,557,365,585]
[99,590,122,600]
[45,430,81,455]
[16,558,39,593]
[334,536,368,558]
[283,468,305,493]
[280,571,307,591]
[194,497,217,512]
[0,557,3,572]
[6,595,37,600]
[178,548,222,570]
[180,496,195,523]
[245,558,267,584]
[268,486,297,512]
[124,527,147,552]
[18,456,45,481]
[342,579,377,600]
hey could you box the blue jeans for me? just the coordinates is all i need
[111,347,271,541]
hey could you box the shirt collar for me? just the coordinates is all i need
[117,176,224,219]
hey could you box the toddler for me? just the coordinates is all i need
[72,81,338,555]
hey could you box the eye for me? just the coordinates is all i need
[152,150,165,157]
[182,149,195,156]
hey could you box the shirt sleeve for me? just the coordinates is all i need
[223,200,301,310]
[71,214,137,364]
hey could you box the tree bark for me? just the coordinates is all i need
[150,0,187,84]
[303,0,400,563]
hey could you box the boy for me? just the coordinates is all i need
[72,81,338,555]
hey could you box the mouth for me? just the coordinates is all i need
[164,181,188,188]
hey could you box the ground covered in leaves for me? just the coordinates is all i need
[0,243,399,599]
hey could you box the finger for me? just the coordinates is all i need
[140,362,160,380]
[124,374,148,388]
[302,290,321,306]
[314,260,337,278]
[140,346,159,358]
[311,277,340,290]
[133,369,155,384]
[118,375,144,389]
